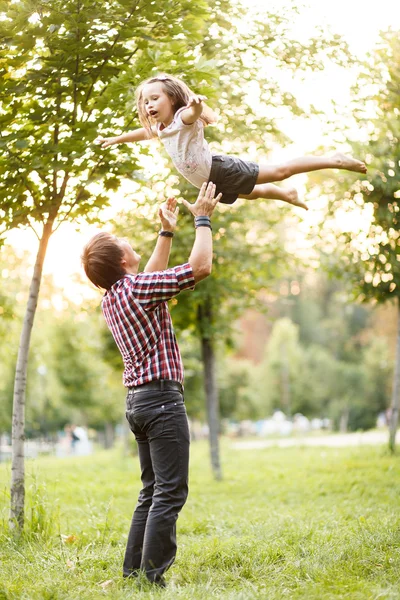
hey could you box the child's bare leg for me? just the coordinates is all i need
[256,152,367,184]
[240,183,308,210]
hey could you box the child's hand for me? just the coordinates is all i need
[186,94,207,108]
[94,136,118,149]
[159,197,179,232]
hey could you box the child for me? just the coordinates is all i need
[96,73,367,210]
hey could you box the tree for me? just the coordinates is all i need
[311,29,400,450]
[250,265,389,429]
[218,357,259,421]
[0,0,219,528]
[361,337,392,429]
[256,318,304,417]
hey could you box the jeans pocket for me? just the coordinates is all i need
[126,410,141,435]
[146,402,186,442]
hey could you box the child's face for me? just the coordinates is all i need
[142,82,174,125]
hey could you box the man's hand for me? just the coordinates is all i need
[182,182,222,217]
[144,198,178,272]
[159,197,179,232]
[94,136,119,149]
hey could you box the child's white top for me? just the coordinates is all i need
[157,107,212,189]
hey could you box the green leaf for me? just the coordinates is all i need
[15,140,29,149]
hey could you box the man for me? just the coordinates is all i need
[81,182,221,587]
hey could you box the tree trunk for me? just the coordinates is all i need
[198,300,222,481]
[339,407,349,433]
[104,421,115,449]
[389,297,400,453]
[280,342,291,418]
[10,221,53,529]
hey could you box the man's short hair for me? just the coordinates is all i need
[81,232,126,290]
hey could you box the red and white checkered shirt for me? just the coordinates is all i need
[101,263,195,388]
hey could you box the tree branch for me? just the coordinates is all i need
[22,176,41,211]
[72,0,81,127]
[82,1,140,109]
[27,216,41,241]
[51,154,107,231]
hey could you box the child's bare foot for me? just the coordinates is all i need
[285,187,308,211]
[241,184,307,209]
[332,153,367,174]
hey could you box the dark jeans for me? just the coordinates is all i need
[123,389,190,585]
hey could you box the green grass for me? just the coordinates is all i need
[0,440,400,599]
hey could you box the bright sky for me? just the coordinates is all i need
[4,0,400,303]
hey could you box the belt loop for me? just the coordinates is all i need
[160,380,164,391]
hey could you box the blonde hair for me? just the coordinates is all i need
[136,73,216,137]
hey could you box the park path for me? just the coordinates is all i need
[231,430,389,450]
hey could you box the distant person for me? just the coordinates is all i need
[81,182,221,587]
[71,425,92,456]
[70,425,80,451]
[96,72,367,211]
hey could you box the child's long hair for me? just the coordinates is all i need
[136,73,217,137]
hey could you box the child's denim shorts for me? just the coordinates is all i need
[207,154,259,205]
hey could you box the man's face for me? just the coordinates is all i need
[119,239,141,273]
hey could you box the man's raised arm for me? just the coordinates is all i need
[144,198,178,272]
[182,182,222,283]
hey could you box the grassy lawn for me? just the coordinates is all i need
[0,439,399,599]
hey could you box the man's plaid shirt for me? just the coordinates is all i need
[101,263,195,388]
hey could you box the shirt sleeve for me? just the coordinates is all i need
[174,107,187,126]
[174,106,199,129]
[130,263,195,310]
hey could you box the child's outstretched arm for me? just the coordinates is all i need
[95,126,157,148]
[181,95,208,125]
